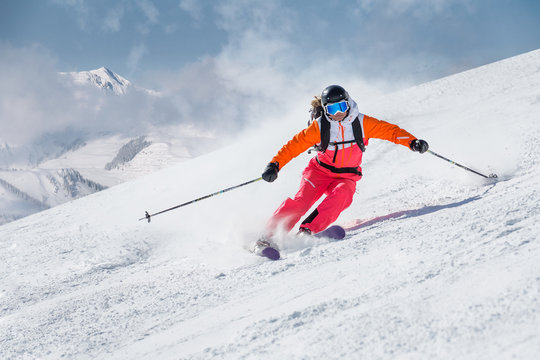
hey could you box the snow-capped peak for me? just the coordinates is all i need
[60,67,131,95]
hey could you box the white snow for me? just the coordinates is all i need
[1,49,540,359]
[60,67,133,95]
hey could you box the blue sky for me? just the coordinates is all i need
[2,0,540,86]
[1,0,540,149]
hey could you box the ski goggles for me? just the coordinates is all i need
[325,100,349,115]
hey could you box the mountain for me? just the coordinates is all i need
[60,67,132,95]
[0,68,217,225]
[0,167,105,220]
[0,132,211,225]
[1,49,539,359]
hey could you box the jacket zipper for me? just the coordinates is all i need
[339,122,345,167]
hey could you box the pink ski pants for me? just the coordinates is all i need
[267,158,357,235]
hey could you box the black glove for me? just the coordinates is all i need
[262,162,279,182]
[410,139,429,154]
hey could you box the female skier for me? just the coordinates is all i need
[257,85,428,252]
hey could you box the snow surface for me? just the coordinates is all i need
[1,50,540,359]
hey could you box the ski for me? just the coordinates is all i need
[260,246,280,260]
[315,225,346,241]
[251,239,281,260]
[251,225,345,260]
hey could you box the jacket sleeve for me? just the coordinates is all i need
[271,120,321,170]
[363,115,417,148]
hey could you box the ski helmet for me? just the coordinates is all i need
[321,85,349,105]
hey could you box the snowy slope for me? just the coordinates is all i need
[1,50,540,359]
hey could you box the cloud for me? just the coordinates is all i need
[0,42,185,161]
[137,0,159,23]
[164,23,177,34]
[50,0,161,35]
[132,0,159,35]
[127,44,148,73]
[103,5,125,32]
[207,0,422,96]
[50,0,89,30]
[355,0,474,18]
[0,43,74,146]
[143,0,389,139]
[179,0,204,21]
[215,0,296,37]
[148,2,304,132]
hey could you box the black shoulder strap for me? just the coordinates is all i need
[352,116,365,152]
[320,113,331,151]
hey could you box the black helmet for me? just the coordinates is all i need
[321,85,349,105]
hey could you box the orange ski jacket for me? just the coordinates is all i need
[271,101,416,177]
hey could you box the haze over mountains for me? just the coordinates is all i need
[0,67,218,225]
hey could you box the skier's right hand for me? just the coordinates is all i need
[262,162,279,182]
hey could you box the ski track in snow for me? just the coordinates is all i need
[1,50,540,359]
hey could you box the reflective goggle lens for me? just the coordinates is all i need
[325,101,349,115]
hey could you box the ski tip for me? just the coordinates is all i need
[316,225,346,241]
[262,247,281,261]
[328,225,346,239]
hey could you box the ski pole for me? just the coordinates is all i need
[427,150,498,179]
[139,177,264,223]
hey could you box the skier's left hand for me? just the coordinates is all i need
[410,139,429,153]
